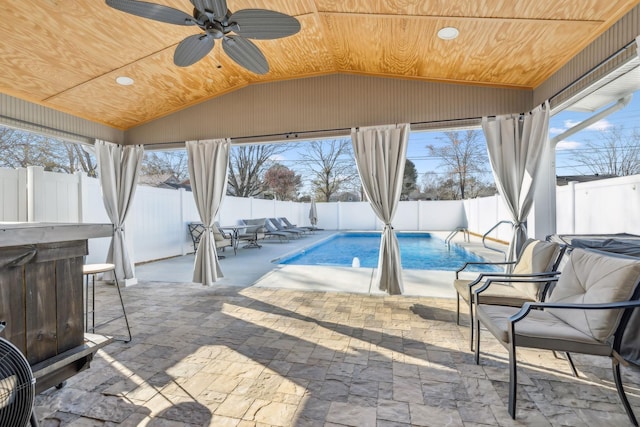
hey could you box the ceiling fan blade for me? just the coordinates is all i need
[222,36,269,74]
[106,0,196,26]
[174,34,215,67]
[230,9,301,40]
[190,0,227,19]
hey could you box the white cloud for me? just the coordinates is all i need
[563,119,612,132]
[587,119,613,131]
[555,140,581,151]
[269,154,286,162]
[549,127,566,135]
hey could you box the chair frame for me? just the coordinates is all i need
[475,284,640,425]
[455,244,566,351]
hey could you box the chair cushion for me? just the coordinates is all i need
[547,249,640,342]
[454,279,534,306]
[511,239,561,300]
[476,304,612,355]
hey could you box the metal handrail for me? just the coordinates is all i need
[445,227,469,248]
[482,220,513,260]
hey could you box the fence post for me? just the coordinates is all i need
[27,166,45,222]
[568,181,576,234]
[16,168,28,222]
[76,172,85,223]
[179,188,187,255]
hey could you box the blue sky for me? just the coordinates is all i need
[272,89,640,189]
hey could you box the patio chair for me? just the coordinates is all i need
[188,222,235,256]
[279,217,314,233]
[213,222,236,255]
[269,217,307,236]
[239,219,267,248]
[454,238,565,350]
[474,248,640,424]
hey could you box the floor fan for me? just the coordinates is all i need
[0,322,38,427]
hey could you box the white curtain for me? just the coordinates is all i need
[95,140,144,280]
[186,138,231,285]
[482,101,550,263]
[351,124,410,295]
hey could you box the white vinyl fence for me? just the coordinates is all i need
[1,166,639,267]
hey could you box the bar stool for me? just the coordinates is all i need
[83,263,132,343]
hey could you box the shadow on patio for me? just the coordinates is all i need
[34,280,640,426]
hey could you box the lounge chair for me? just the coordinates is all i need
[264,218,300,239]
[279,217,314,233]
[474,248,640,424]
[239,218,267,248]
[269,218,307,236]
[454,238,565,350]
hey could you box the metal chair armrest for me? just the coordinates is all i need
[456,261,515,278]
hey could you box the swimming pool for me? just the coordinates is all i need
[276,232,501,271]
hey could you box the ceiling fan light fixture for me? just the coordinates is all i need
[115,76,135,86]
[437,27,459,40]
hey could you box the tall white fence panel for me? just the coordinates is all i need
[414,200,467,231]
[28,166,80,222]
[2,166,639,268]
[463,195,512,242]
[556,175,640,235]
[129,185,185,262]
[78,173,111,264]
[0,167,26,221]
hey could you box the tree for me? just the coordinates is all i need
[0,126,97,176]
[427,130,489,199]
[300,139,359,202]
[264,164,302,200]
[570,125,640,176]
[141,150,189,181]
[227,144,288,198]
[401,159,418,200]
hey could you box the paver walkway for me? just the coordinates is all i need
[34,281,640,426]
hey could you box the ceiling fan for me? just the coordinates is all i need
[105,0,301,74]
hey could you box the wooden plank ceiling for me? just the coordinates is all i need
[0,0,638,130]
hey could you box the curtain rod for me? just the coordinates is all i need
[0,114,93,145]
[142,116,484,150]
[548,38,639,104]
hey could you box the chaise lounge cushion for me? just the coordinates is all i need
[547,248,640,342]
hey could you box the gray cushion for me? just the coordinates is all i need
[454,279,535,307]
[476,304,612,356]
[511,239,562,300]
[547,249,640,342]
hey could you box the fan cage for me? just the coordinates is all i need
[0,338,36,427]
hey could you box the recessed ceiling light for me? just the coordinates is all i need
[115,76,134,86]
[437,27,459,40]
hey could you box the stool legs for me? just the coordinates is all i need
[113,274,132,343]
[84,269,132,343]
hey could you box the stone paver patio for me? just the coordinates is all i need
[34,281,640,426]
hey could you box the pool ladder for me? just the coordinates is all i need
[445,227,469,248]
[482,220,513,261]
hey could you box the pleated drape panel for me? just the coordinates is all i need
[351,123,409,295]
[186,139,231,285]
[95,140,144,280]
[482,101,550,264]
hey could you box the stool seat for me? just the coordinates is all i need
[83,263,116,275]
[83,263,131,343]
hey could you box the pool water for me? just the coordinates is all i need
[277,232,501,272]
